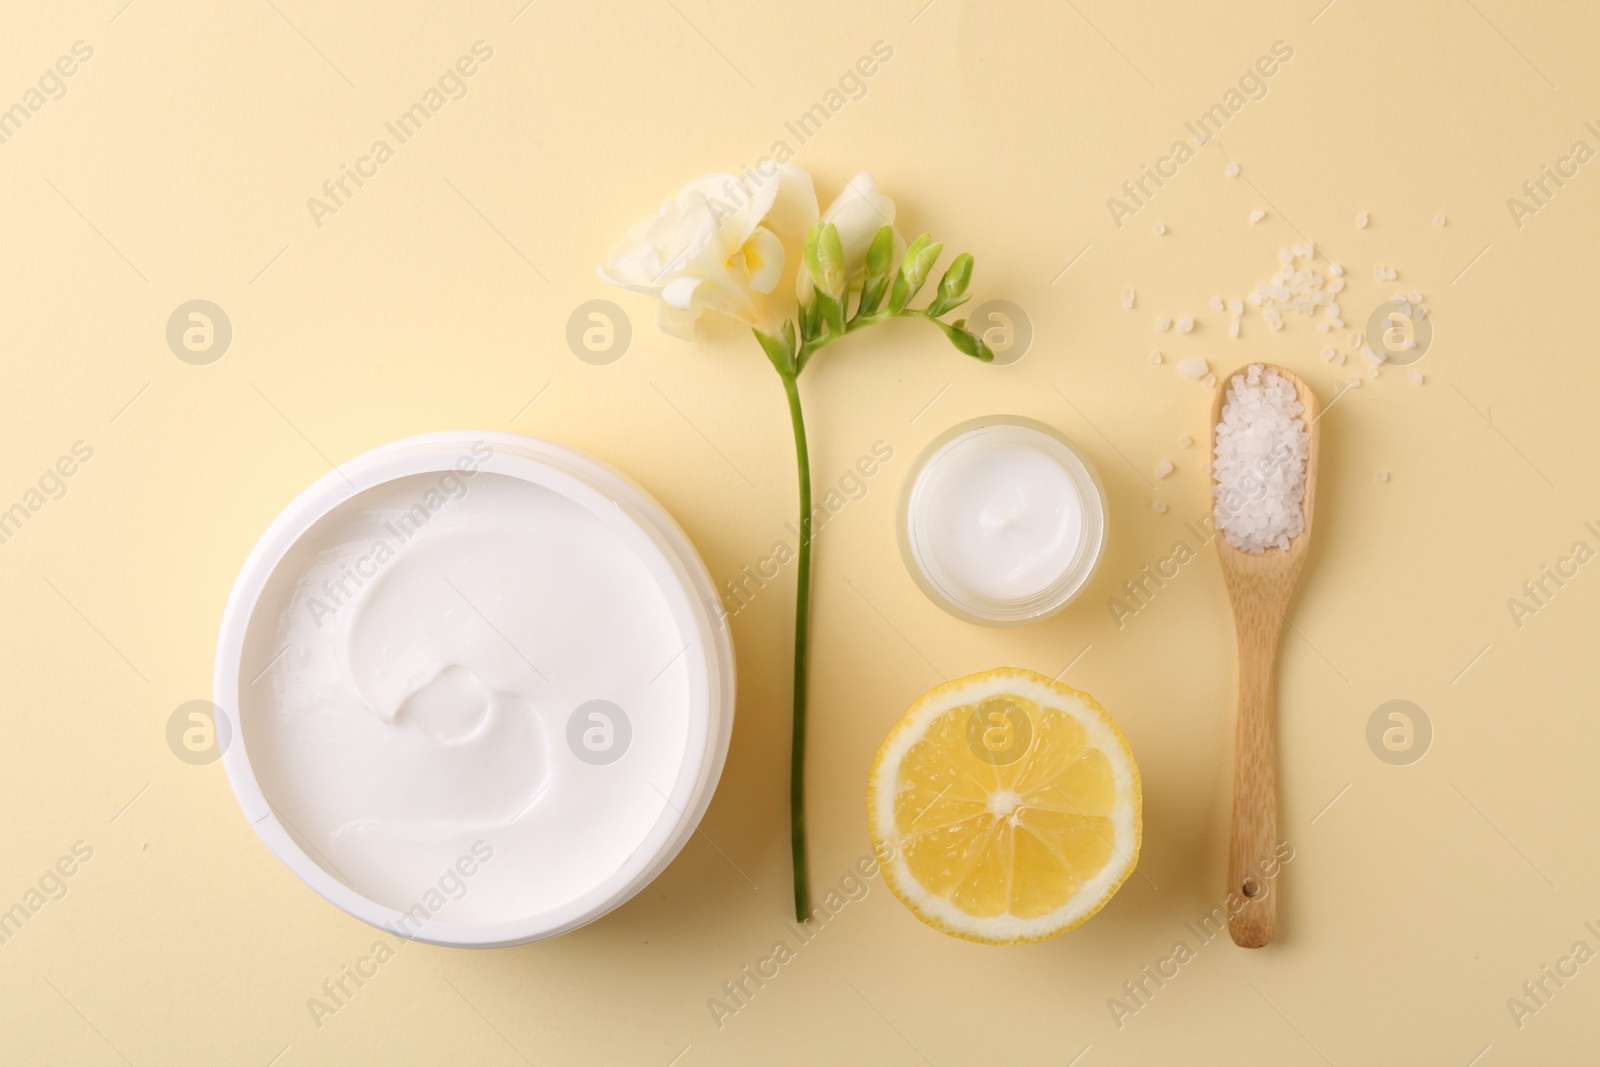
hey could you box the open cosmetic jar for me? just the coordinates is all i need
[898,416,1107,626]
[215,432,734,947]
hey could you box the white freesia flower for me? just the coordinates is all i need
[599,164,817,340]
[796,172,898,302]
[597,159,994,925]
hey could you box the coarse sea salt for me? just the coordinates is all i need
[1213,364,1310,554]
[1247,246,1335,327]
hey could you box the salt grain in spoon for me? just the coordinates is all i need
[1210,363,1320,949]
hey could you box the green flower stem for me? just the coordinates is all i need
[796,306,921,371]
[764,225,990,923]
[779,368,812,922]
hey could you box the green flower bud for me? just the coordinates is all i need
[890,234,942,313]
[853,226,897,320]
[805,221,846,301]
[865,226,895,279]
[934,319,993,361]
[930,252,973,316]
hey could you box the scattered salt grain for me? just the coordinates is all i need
[1346,376,1362,389]
[1203,372,1217,387]
[1362,345,1385,365]
[1179,435,1193,449]
[1316,322,1332,332]
[1408,370,1424,385]
[1227,298,1244,315]
[1176,316,1194,333]
[1153,501,1168,513]
[1375,471,1390,483]
[1229,317,1240,338]
[1226,163,1240,177]
[1155,459,1174,479]
[1330,264,1344,276]
[1434,214,1446,227]
[1409,291,1423,304]
[1209,297,1225,311]
[1246,245,1339,329]
[1149,351,1163,365]
[1156,316,1171,331]
[1349,331,1364,347]
[1212,364,1310,553]
[1335,352,1347,366]
[1155,223,1167,235]
[1321,347,1336,362]
[1122,288,1136,309]
[1249,209,1266,224]
[1356,211,1369,228]
[1178,357,1209,379]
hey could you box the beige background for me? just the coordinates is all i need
[3,0,1598,1063]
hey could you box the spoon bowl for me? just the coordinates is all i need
[1209,364,1321,948]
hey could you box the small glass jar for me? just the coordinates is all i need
[898,416,1107,626]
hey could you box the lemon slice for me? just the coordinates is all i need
[868,667,1141,944]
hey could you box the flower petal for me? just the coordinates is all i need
[753,163,819,243]
[662,275,702,310]
[742,226,786,294]
[655,299,700,340]
[681,172,775,257]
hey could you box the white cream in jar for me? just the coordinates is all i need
[898,417,1107,625]
[218,433,733,946]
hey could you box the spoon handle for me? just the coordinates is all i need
[1228,607,1280,948]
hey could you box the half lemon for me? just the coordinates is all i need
[868,667,1141,944]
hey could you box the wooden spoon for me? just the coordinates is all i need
[1209,364,1320,949]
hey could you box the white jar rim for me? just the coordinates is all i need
[898,417,1108,626]
[214,431,735,947]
